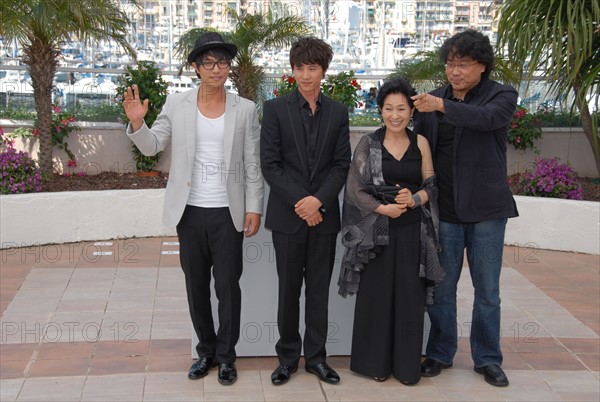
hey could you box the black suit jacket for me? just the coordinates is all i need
[413,78,519,222]
[261,90,351,234]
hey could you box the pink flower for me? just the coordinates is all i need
[67,159,77,168]
[516,136,521,144]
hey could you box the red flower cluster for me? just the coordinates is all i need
[508,106,542,152]
[273,71,363,109]
[273,74,297,98]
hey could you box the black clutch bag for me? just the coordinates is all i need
[366,184,401,204]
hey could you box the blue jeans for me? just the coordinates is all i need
[425,218,507,368]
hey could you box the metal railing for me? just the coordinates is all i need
[0,64,578,114]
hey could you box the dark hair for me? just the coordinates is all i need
[440,29,494,77]
[193,48,231,79]
[289,37,333,71]
[376,77,417,111]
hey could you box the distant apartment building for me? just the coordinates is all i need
[454,1,499,34]
[414,0,501,45]
[124,0,502,51]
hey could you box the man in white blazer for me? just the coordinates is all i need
[123,33,263,386]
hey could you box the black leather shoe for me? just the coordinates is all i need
[474,364,509,387]
[188,357,216,379]
[218,362,237,385]
[305,362,340,384]
[271,363,298,385]
[421,358,452,377]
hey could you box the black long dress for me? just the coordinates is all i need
[349,129,426,384]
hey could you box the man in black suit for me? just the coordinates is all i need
[260,37,351,385]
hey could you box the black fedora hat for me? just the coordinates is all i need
[187,32,237,64]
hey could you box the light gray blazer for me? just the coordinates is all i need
[127,89,263,230]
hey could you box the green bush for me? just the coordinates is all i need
[73,103,122,122]
[114,61,169,172]
[0,104,122,123]
[0,108,36,120]
[349,113,381,127]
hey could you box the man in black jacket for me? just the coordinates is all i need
[260,37,351,386]
[412,30,518,387]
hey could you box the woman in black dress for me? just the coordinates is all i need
[339,78,442,385]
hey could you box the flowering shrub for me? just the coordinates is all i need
[508,106,542,152]
[273,71,363,109]
[273,74,297,98]
[10,104,79,161]
[46,104,79,161]
[0,130,42,194]
[63,158,87,178]
[321,71,363,109]
[519,157,583,200]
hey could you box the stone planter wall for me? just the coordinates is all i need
[0,189,176,249]
[0,120,172,174]
[1,122,598,254]
[1,189,598,254]
[508,127,598,178]
[1,122,598,177]
[506,196,599,255]
[352,126,598,177]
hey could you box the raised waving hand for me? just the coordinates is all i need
[123,84,149,131]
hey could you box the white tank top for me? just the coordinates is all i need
[187,109,229,207]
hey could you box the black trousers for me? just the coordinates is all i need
[272,227,338,367]
[177,206,243,364]
[350,221,425,383]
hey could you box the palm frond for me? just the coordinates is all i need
[498,0,599,107]
[174,10,309,102]
[497,0,599,174]
[0,0,139,174]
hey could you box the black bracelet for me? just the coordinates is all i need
[411,193,421,209]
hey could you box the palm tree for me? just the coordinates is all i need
[175,10,310,103]
[497,0,600,175]
[389,49,522,93]
[0,1,137,174]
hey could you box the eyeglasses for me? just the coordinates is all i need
[444,61,479,71]
[199,60,231,70]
